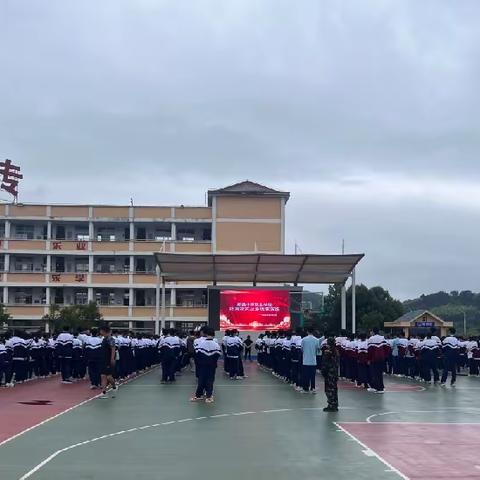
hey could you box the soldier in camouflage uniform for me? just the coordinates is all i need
[321,337,339,412]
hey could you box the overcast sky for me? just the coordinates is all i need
[1,1,479,300]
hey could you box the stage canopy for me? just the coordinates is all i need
[153,253,364,285]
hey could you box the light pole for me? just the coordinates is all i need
[463,311,467,336]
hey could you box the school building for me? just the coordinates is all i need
[0,181,289,332]
[384,310,453,337]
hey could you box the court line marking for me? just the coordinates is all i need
[366,412,397,423]
[0,367,158,449]
[334,422,409,480]
[122,384,294,387]
[342,421,480,425]
[17,408,349,479]
[365,408,480,424]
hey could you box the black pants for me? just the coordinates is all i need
[244,348,252,361]
[441,356,457,384]
[227,356,239,378]
[12,359,28,382]
[88,360,101,386]
[339,355,347,378]
[423,358,439,382]
[291,361,300,386]
[73,358,86,379]
[195,365,216,398]
[0,363,13,384]
[369,361,384,391]
[238,357,245,377]
[162,358,175,382]
[470,359,480,376]
[59,357,72,381]
[302,365,316,391]
[46,351,56,374]
[357,363,369,387]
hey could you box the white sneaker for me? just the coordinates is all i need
[374,390,385,394]
[310,389,317,394]
[99,393,108,399]
[367,388,376,393]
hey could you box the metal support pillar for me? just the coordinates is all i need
[341,284,347,331]
[351,268,356,334]
[155,266,160,335]
[161,278,167,332]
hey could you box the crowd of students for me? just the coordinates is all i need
[255,326,478,401]
[0,326,230,401]
[0,328,160,390]
[2,324,477,408]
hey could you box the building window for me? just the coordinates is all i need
[75,291,88,305]
[14,225,34,240]
[177,229,195,242]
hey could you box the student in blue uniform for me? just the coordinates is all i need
[55,326,74,384]
[159,329,181,383]
[0,335,13,387]
[7,330,29,383]
[85,328,103,389]
[191,327,221,403]
[441,328,459,387]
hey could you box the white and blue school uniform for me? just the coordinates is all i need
[193,338,221,399]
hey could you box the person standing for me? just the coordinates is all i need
[421,333,440,384]
[321,337,339,411]
[290,328,303,391]
[367,327,389,394]
[301,326,320,393]
[191,327,221,403]
[55,326,74,384]
[99,325,117,399]
[225,330,241,380]
[356,333,370,389]
[159,329,180,383]
[186,330,196,371]
[244,335,253,361]
[85,329,103,389]
[0,335,13,387]
[7,331,29,384]
[441,328,459,387]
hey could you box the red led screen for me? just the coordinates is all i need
[220,289,291,331]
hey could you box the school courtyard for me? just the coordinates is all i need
[1,364,479,480]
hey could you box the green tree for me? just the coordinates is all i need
[42,304,61,333]
[51,302,103,332]
[320,284,403,334]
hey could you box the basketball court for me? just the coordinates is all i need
[1,363,479,480]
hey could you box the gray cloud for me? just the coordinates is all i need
[2,0,480,299]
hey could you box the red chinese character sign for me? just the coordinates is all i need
[0,159,22,200]
[220,289,291,331]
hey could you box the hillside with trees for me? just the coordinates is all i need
[403,291,480,335]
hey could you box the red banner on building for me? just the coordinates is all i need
[0,159,22,199]
[220,289,291,331]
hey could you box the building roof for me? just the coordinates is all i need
[153,253,364,284]
[207,181,290,206]
[386,309,452,326]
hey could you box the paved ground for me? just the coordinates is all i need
[1,363,480,480]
